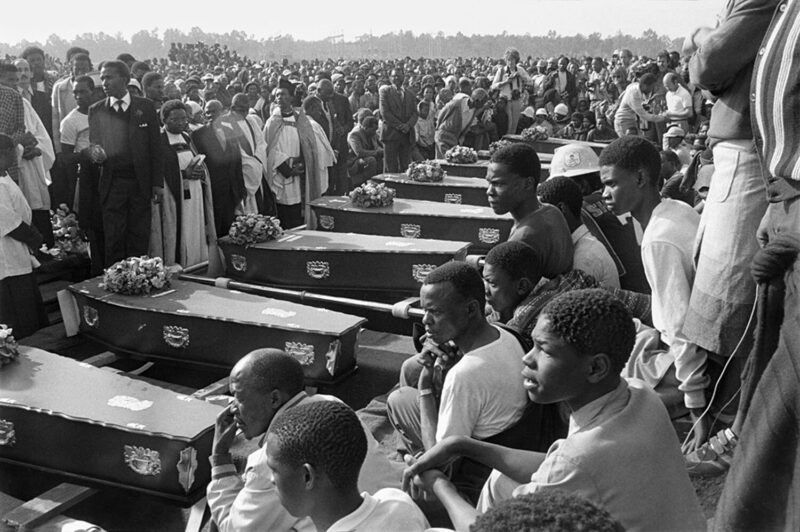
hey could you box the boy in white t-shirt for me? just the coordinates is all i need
[266,400,428,532]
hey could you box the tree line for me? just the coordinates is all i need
[0,28,682,63]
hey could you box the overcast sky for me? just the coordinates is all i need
[6,0,725,44]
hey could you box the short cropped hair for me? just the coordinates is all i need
[660,149,681,168]
[268,401,366,490]
[638,73,657,88]
[131,61,150,74]
[470,490,623,532]
[73,75,95,91]
[20,46,44,60]
[161,99,187,121]
[540,289,635,373]
[245,348,305,397]
[490,143,542,185]
[538,176,583,218]
[424,261,485,309]
[484,241,543,284]
[598,136,661,186]
[102,60,130,80]
[141,71,163,89]
[66,47,90,62]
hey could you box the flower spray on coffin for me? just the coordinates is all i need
[349,181,396,208]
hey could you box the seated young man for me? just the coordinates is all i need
[483,241,649,341]
[599,136,710,451]
[207,349,400,532]
[403,289,705,532]
[387,261,530,502]
[538,176,620,288]
[486,143,573,279]
[548,143,648,293]
[267,401,429,532]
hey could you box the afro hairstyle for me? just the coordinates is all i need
[470,490,623,532]
[539,288,635,373]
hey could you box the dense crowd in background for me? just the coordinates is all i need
[1,1,799,528]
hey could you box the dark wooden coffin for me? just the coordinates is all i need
[67,279,366,382]
[436,159,490,178]
[502,135,605,155]
[434,159,550,180]
[0,347,220,505]
[372,173,489,206]
[309,197,514,254]
[218,230,469,295]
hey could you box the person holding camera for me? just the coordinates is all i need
[491,47,530,136]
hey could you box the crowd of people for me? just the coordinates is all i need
[1,0,799,529]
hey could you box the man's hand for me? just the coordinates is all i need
[401,437,459,493]
[183,160,205,180]
[403,454,450,501]
[87,144,107,164]
[212,403,239,455]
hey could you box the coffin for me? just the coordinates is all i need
[0,347,220,505]
[218,230,469,295]
[435,159,550,180]
[67,279,366,382]
[309,197,514,254]
[502,135,605,156]
[372,173,489,206]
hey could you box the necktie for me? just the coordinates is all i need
[116,100,124,113]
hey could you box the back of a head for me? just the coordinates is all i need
[490,143,542,186]
[268,401,366,490]
[470,490,623,532]
[638,72,656,89]
[243,348,305,397]
[484,241,543,285]
[598,136,661,187]
[538,176,583,219]
[424,261,486,310]
[540,289,635,373]
[66,47,90,62]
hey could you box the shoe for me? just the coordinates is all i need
[685,428,738,477]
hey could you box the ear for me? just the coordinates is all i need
[586,352,612,383]
[556,201,570,219]
[268,389,283,409]
[636,169,648,188]
[301,463,316,491]
[516,277,534,296]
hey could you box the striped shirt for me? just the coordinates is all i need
[752,0,800,201]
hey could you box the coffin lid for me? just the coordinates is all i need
[235,230,471,254]
[0,347,221,440]
[69,279,367,336]
[311,197,514,220]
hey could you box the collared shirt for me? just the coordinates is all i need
[513,379,706,532]
[109,91,131,112]
[642,199,708,408]
[206,392,400,532]
[752,0,800,201]
[327,489,428,532]
[571,225,620,289]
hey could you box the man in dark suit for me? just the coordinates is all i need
[87,60,162,266]
[303,78,353,194]
[379,69,417,173]
[546,56,577,111]
[192,100,246,237]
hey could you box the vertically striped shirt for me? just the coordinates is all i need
[752,0,800,201]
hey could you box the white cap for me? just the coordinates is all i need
[549,144,600,178]
[554,103,569,116]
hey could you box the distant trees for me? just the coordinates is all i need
[0,28,683,63]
